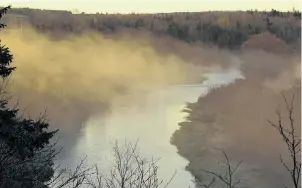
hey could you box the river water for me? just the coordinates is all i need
[61,68,243,188]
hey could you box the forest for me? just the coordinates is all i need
[2,7,301,49]
[0,5,301,188]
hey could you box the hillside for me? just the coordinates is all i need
[2,8,301,49]
[0,7,301,188]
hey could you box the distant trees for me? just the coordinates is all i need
[248,8,301,20]
[190,92,300,188]
[0,5,301,188]
[134,18,144,28]
[3,8,301,49]
[195,21,250,48]
[292,10,301,19]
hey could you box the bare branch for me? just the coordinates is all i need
[268,93,301,188]
[197,149,242,188]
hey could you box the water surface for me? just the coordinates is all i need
[62,68,243,188]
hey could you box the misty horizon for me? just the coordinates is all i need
[0,0,301,14]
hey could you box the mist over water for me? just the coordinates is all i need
[1,24,300,188]
[2,28,213,157]
[57,68,243,188]
[2,27,234,157]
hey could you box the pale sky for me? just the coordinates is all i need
[0,0,301,14]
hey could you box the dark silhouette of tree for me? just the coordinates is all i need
[134,18,144,28]
[292,9,301,19]
[270,9,282,17]
[0,6,58,188]
[0,6,15,77]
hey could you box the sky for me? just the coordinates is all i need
[0,0,301,14]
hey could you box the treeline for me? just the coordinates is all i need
[0,6,301,188]
[2,8,301,48]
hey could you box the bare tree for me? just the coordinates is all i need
[195,149,242,188]
[86,140,175,188]
[268,93,301,188]
[46,155,91,188]
[47,140,175,188]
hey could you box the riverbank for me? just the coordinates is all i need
[171,77,301,187]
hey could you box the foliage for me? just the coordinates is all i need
[0,5,301,188]
[2,8,300,49]
[0,6,58,188]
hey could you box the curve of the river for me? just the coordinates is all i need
[61,68,243,188]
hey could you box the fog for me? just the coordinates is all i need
[1,25,300,188]
[1,27,239,127]
[3,29,204,102]
[1,27,232,158]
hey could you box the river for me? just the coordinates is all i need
[59,68,243,188]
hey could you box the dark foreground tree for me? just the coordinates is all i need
[0,6,58,188]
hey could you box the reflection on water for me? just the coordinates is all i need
[60,68,243,188]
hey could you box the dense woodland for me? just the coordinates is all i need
[0,6,301,188]
[2,8,301,49]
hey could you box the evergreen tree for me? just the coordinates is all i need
[0,6,58,188]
